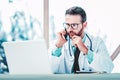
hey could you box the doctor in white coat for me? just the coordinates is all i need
[49,6,114,74]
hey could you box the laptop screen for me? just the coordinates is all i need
[2,39,52,74]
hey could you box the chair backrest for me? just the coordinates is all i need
[111,44,120,61]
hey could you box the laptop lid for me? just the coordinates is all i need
[2,39,52,74]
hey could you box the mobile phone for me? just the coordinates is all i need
[64,28,68,41]
[64,34,68,41]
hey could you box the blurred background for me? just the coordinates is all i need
[0,0,119,73]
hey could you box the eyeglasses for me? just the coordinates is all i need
[63,23,82,29]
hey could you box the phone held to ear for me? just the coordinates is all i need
[64,28,68,41]
[64,34,68,41]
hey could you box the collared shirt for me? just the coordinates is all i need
[51,34,93,64]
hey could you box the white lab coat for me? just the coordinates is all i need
[48,34,114,74]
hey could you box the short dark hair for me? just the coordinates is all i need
[65,6,87,23]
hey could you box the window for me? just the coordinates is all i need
[0,0,43,73]
[0,0,43,41]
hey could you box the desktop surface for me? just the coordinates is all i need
[0,73,120,80]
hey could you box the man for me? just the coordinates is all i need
[49,6,114,74]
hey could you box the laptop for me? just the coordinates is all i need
[2,39,52,74]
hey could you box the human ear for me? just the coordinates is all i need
[83,22,87,28]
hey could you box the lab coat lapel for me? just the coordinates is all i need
[63,41,74,73]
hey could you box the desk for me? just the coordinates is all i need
[0,73,120,80]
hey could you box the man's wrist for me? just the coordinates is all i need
[83,48,88,54]
[78,45,88,54]
[55,42,62,48]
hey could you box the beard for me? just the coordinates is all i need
[68,27,83,38]
[69,31,77,38]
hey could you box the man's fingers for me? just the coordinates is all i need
[59,29,68,39]
[57,32,62,39]
[71,35,77,40]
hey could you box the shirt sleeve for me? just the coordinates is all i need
[51,45,62,57]
[87,49,94,64]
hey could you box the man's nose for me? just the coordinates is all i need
[67,26,73,32]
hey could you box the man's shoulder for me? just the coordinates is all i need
[87,33,104,45]
[88,34,103,41]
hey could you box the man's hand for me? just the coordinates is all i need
[72,35,88,54]
[55,30,67,48]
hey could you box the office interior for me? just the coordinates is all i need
[0,0,120,75]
